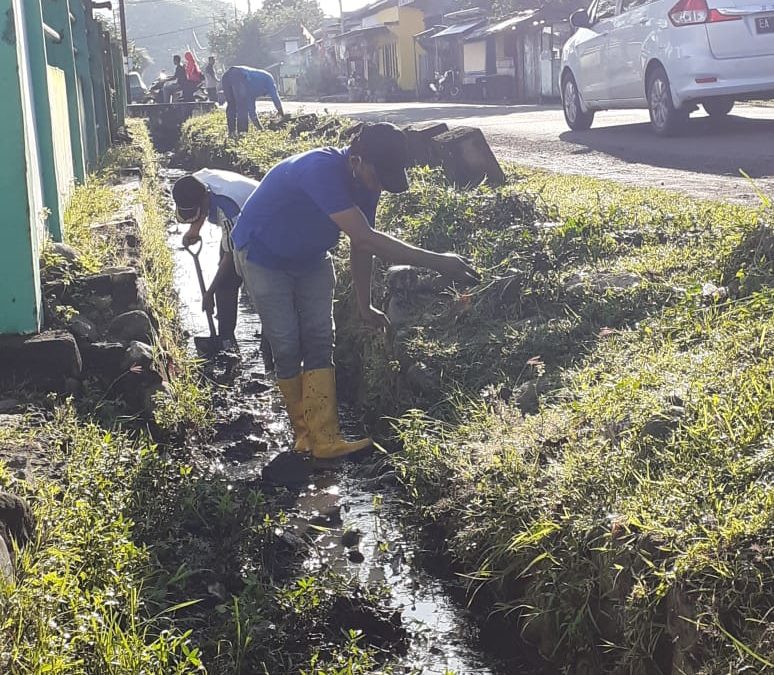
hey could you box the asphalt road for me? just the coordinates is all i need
[259,100,774,204]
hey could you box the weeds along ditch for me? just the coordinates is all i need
[1,120,473,674]
[177,111,774,675]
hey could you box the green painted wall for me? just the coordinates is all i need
[0,0,44,334]
[23,0,64,241]
[69,0,99,170]
[43,0,86,183]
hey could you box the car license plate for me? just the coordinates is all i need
[756,15,774,33]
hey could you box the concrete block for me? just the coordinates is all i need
[0,330,82,380]
[430,126,505,188]
[403,122,449,167]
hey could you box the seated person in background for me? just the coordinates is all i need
[162,55,187,103]
[182,51,203,102]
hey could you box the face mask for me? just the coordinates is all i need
[176,207,201,224]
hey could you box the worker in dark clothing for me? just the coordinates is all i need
[221,66,285,135]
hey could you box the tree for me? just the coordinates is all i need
[208,0,324,70]
[209,13,272,69]
[261,0,324,30]
[128,42,152,75]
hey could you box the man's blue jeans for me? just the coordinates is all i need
[235,248,335,380]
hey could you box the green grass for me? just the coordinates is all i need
[177,111,352,178]
[143,111,774,673]
[372,171,774,673]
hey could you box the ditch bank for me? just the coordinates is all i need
[176,111,774,675]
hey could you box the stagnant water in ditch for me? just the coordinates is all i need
[164,167,534,674]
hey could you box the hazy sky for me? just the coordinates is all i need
[233,0,371,17]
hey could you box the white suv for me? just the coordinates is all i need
[560,0,774,134]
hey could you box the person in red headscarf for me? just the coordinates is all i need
[182,51,203,101]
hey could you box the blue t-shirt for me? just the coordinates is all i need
[237,66,282,110]
[231,147,380,270]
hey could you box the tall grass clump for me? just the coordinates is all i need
[177,111,352,178]
[374,172,773,673]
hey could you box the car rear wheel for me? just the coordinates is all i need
[647,66,687,136]
[562,74,594,131]
[703,98,734,117]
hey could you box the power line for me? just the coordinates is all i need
[132,22,215,41]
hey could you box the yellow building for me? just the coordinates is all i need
[334,0,430,96]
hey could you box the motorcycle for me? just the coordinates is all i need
[429,69,462,101]
[143,71,209,104]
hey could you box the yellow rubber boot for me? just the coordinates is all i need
[277,375,310,452]
[302,368,372,459]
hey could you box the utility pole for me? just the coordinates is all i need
[247,0,252,13]
[339,0,344,34]
[117,0,130,97]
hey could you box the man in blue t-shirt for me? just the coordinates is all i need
[221,66,285,135]
[232,123,479,461]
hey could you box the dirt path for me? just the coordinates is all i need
[257,100,774,205]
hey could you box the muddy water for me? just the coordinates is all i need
[166,174,519,674]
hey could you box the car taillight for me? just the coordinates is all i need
[669,0,742,24]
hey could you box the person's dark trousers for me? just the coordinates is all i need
[222,67,251,134]
[215,248,274,369]
[222,67,239,135]
[181,81,196,102]
[207,87,217,102]
[215,248,241,341]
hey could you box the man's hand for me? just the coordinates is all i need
[182,227,202,247]
[361,305,390,331]
[434,253,480,285]
[202,289,215,314]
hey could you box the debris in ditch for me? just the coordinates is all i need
[348,549,365,564]
[341,528,362,549]
[262,451,313,488]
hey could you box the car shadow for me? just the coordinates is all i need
[558,113,774,178]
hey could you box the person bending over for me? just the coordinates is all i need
[221,65,284,135]
[231,122,479,460]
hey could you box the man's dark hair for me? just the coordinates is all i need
[173,54,181,64]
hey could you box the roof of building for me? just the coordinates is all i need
[332,24,392,42]
[431,19,486,38]
[342,0,395,20]
[413,24,447,40]
[464,10,539,41]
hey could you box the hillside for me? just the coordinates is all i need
[125,0,231,78]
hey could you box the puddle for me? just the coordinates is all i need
[165,169,526,674]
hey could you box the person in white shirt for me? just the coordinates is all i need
[172,169,270,363]
[203,56,219,102]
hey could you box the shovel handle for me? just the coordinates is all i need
[184,243,217,339]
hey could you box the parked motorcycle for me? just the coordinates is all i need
[429,70,462,101]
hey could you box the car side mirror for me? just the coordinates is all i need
[570,9,591,28]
